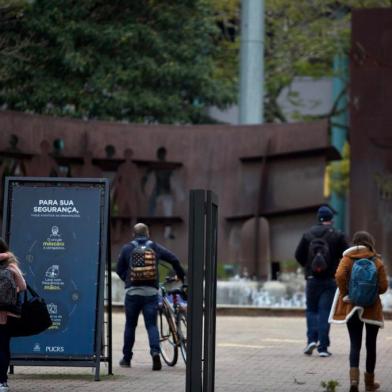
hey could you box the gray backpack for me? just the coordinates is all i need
[0,264,18,312]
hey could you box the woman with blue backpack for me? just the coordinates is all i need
[329,231,388,392]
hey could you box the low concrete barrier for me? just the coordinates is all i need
[110,273,392,319]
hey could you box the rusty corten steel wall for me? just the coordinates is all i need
[0,110,332,274]
[350,9,392,273]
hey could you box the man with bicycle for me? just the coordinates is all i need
[116,223,186,371]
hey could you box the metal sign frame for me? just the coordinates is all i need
[186,189,218,392]
[2,177,112,381]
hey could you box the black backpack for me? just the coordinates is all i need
[307,229,333,277]
[126,240,157,286]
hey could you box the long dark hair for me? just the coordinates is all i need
[0,238,9,253]
[352,231,376,253]
[0,238,17,266]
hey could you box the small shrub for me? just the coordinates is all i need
[321,379,340,392]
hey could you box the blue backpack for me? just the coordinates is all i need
[349,257,378,307]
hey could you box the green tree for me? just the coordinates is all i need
[263,0,392,122]
[0,0,235,123]
[211,0,392,122]
[0,0,29,82]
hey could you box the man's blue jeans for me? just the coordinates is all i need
[305,278,336,352]
[123,294,160,361]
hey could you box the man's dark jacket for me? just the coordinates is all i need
[116,235,185,289]
[295,223,349,279]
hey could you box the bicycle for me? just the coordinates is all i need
[158,278,187,366]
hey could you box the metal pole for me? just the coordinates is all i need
[254,138,270,279]
[186,190,205,392]
[330,55,348,231]
[203,191,218,392]
[106,206,113,376]
[239,0,265,124]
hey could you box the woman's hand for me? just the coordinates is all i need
[342,295,352,304]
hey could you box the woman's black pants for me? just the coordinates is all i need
[347,311,379,373]
[0,324,11,383]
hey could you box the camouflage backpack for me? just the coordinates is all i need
[0,264,18,312]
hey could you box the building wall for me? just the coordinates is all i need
[350,9,392,273]
[208,77,333,125]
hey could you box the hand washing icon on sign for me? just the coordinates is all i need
[45,265,59,278]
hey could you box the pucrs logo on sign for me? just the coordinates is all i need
[46,346,65,353]
[43,225,65,250]
[32,199,80,218]
[33,343,41,352]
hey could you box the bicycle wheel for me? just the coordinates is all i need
[158,306,178,366]
[177,310,187,363]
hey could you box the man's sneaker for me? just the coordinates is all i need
[319,351,332,357]
[152,354,162,371]
[119,358,131,368]
[0,382,9,392]
[303,342,317,355]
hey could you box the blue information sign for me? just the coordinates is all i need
[8,184,104,358]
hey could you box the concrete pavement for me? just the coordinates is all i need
[8,312,392,391]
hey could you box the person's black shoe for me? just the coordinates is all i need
[303,342,317,356]
[152,354,162,371]
[119,358,131,368]
[319,350,332,357]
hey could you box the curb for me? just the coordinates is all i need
[111,304,392,319]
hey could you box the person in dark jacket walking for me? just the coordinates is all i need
[295,206,349,357]
[116,223,185,370]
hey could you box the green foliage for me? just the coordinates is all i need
[210,0,239,92]
[263,0,392,122]
[328,142,350,196]
[0,0,235,123]
[321,379,340,392]
[2,0,392,123]
[216,262,238,280]
[212,0,392,122]
[0,0,29,82]
[280,259,298,273]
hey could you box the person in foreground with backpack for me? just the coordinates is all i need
[116,223,186,371]
[0,238,26,392]
[295,206,349,357]
[329,231,388,392]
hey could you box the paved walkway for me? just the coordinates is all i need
[8,313,392,391]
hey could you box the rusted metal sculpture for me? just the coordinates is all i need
[142,147,176,239]
[111,148,141,218]
[0,111,336,276]
[76,151,102,178]
[26,140,58,177]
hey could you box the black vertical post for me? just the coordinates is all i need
[95,180,110,381]
[203,191,218,392]
[186,190,205,392]
[106,206,113,376]
[186,189,218,392]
